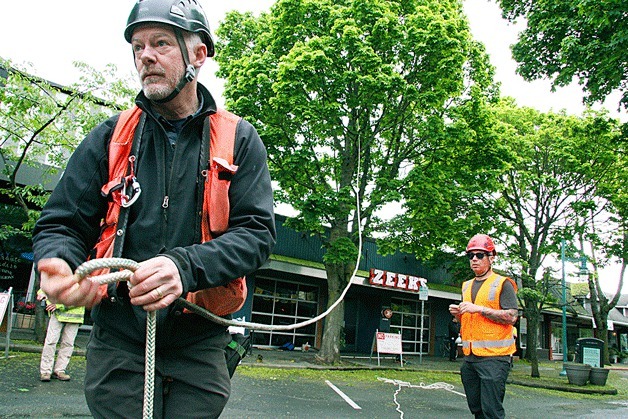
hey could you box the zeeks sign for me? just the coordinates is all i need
[369,269,427,293]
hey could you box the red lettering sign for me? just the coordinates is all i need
[369,268,427,293]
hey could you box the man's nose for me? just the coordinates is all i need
[138,45,157,64]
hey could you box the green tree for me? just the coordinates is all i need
[0,58,135,341]
[0,59,135,238]
[215,0,496,363]
[473,105,622,377]
[572,120,627,364]
[392,99,624,377]
[496,0,628,110]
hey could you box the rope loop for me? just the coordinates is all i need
[75,258,140,282]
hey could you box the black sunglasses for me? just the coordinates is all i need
[467,252,489,260]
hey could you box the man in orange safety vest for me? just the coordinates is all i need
[449,234,518,419]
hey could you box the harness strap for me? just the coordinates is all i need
[93,106,246,315]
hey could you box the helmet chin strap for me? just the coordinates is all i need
[475,266,492,279]
[154,29,196,104]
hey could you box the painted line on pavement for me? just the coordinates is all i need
[325,380,362,410]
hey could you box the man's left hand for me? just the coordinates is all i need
[128,256,183,311]
[458,301,482,314]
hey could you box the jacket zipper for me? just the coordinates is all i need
[159,129,177,246]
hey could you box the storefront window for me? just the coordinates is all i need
[390,297,430,354]
[251,277,319,348]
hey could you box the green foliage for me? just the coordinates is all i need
[215,0,497,363]
[322,236,358,265]
[496,0,628,110]
[215,0,496,250]
[0,58,135,245]
[517,287,545,305]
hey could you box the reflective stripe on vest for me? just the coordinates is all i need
[54,305,86,324]
[93,106,247,316]
[460,273,517,357]
[461,338,515,350]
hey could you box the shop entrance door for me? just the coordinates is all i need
[343,298,358,352]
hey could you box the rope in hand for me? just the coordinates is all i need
[75,225,363,418]
[75,258,155,419]
[73,130,367,418]
[76,247,363,419]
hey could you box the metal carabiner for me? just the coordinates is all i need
[121,176,142,208]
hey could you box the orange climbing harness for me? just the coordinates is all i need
[93,105,246,316]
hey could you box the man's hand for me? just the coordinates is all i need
[128,256,183,312]
[38,258,103,308]
[448,304,461,321]
[458,301,483,315]
[458,301,518,325]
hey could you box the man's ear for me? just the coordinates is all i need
[192,43,207,69]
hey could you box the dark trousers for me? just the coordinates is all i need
[85,325,232,419]
[449,337,458,360]
[460,358,510,419]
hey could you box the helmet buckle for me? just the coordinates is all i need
[185,64,196,82]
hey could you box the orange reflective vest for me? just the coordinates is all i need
[93,105,246,316]
[460,273,517,357]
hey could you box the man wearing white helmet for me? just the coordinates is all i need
[449,234,518,419]
[32,0,276,417]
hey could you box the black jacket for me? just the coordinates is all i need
[33,84,276,347]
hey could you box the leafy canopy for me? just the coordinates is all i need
[215,0,496,246]
[497,0,628,111]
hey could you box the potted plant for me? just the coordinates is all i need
[589,366,610,386]
[564,362,591,386]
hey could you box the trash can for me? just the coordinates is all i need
[575,338,604,367]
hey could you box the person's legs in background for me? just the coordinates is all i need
[40,315,62,381]
[53,321,80,380]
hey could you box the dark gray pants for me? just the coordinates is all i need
[85,325,232,419]
[460,358,510,419]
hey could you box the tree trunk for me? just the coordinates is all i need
[32,274,47,343]
[316,263,346,365]
[523,303,541,377]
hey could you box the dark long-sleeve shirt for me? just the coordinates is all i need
[33,84,276,347]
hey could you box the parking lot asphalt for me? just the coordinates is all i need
[2,328,628,418]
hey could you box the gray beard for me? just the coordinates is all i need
[143,84,174,101]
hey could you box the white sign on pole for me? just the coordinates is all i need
[1,288,13,359]
[376,332,402,355]
[419,285,429,301]
[0,290,11,326]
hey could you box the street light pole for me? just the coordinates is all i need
[559,239,589,377]
[560,239,568,376]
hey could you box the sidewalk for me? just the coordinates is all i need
[1,327,461,372]
[3,327,627,394]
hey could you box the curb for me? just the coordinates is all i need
[507,377,618,395]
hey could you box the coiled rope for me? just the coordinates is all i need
[377,377,466,419]
[76,237,362,418]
